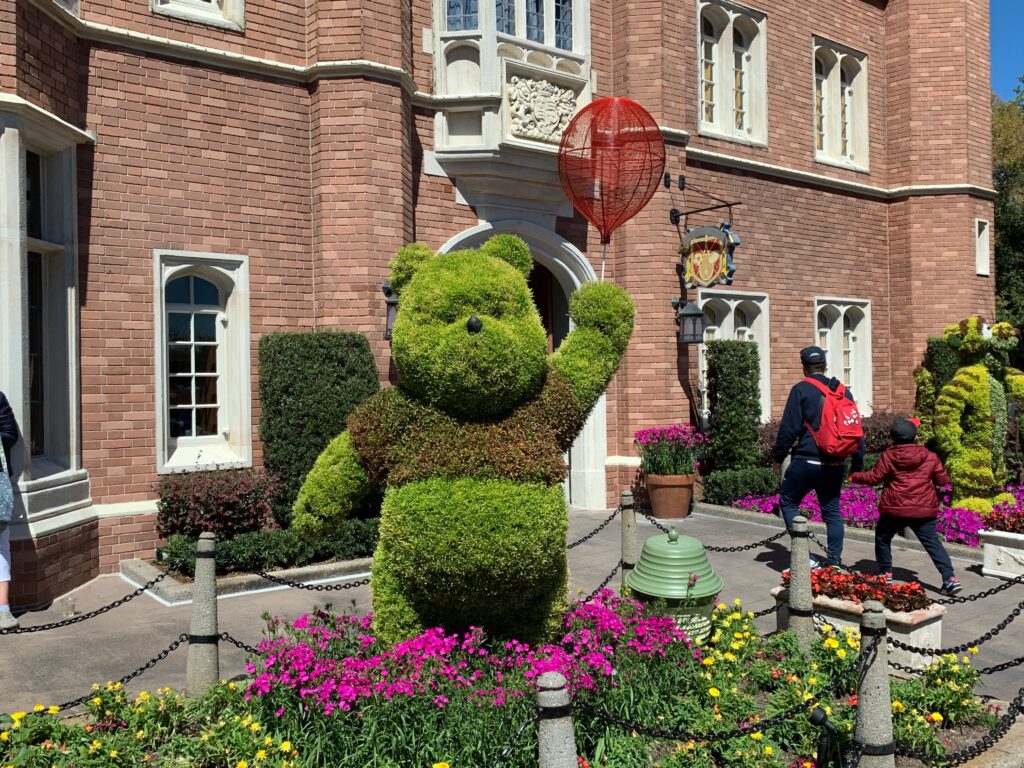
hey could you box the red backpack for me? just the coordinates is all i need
[803,377,863,458]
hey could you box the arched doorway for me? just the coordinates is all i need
[439,221,608,510]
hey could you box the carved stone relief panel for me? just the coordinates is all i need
[506,75,578,144]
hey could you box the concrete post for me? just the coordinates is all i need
[537,671,577,768]
[186,532,219,697]
[855,600,895,768]
[789,516,815,652]
[620,490,637,592]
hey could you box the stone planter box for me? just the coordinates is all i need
[771,587,946,671]
[980,529,1024,581]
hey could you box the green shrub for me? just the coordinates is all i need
[478,233,533,276]
[706,341,762,471]
[156,468,274,540]
[292,431,372,536]
[388,242,435,294]
[258,330,379,526]
[925,337,960,392]
[372,477,567,646]
[702,467,778,506]
[861,411,903,454]
[756,418,781,466]
[160,518,379,577]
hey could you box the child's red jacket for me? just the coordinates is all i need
[849,444,949,520]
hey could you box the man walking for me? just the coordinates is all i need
[771,346,864,568]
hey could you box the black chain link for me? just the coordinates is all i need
[888,658,924,675]
[575,636,879,743]
[57,633,189,711]
[491,712,537,767]
[752,603,782,618]
[219,631,260,656]
[639,511,787,552]
[977,654,1024,676]
[252,571,371,592]
[567,506,621,549]
[933,572,1024,604]
[895,684,1024,766]
[582,563,622,604]
[0,560,185,635]
[888,596,1024,656]
[641,511,671,533]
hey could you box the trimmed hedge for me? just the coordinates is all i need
[706,341,762,471]
[478,233,534,276]
[391,250,548,421]
[156,468,273,540]
[702,468,777,506]
[258,331,379,526]
[292,431,372,536]
[160,518,379,577]
[371,477,567,647]
[924,337,960,393]
[934,363,998,500]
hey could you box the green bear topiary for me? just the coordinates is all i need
[915,316,1024,507]
[293,235,634,645]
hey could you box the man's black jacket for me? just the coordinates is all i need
[770,374,865,471]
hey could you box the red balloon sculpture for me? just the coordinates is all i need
[558,97,666,273]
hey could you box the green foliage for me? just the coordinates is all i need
[160,518,378,577]
[478,233,533,276]
[371,477,567,646]
[914,366,938,446]
[706,340,762,470]
[995,82,1024,347]
[156,468,274,540]
[860,411,903,454]
[935,364,998,499]
[925,337,961,393]
[258,330,379,525]
[952,496,993,514]
[388,242,434,294]
[291,431,372,536]
[391,249,548,420]
[702,467,778,505]
[566,280,635,355]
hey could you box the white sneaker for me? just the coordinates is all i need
[0,610,19,630]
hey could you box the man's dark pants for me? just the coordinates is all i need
[780,458,846,566]
[875,516,954,581]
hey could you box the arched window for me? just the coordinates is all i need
[700,13,718,125]
[165,274,223,440]
[698,292,771,421]
[815,299,871,413]
[840,60,856,160]
[733,27,748,132]
[817,308,831,351]
[814,40,868,168]
[814,54,828,152]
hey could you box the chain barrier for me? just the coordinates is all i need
[639,511,788,552]
[888,658,923,676]
[888,596,1024,656]
[567,506,622,550]
[752,603,781,619]
[574,636,879,743]
[582,563,622,604]
[219,632,260,656]
[57,633,189,711]
[491,712,538,767]
[250,570,371,592]
[641,511,671,533]
[933,572,1024,605]
[0,560,186,636]
[895,683,1024,766]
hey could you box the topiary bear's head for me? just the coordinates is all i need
[943,316,1019,372]
[388,235,547,421]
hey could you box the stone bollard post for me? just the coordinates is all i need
[620,490,637,592]
[855,601,895,768]
[537,671,578,768]
[788,516,815,652]
[186,532,219,697]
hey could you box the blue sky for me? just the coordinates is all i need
[992,0,1023,100]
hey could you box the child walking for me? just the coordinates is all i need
[849,417,962,596]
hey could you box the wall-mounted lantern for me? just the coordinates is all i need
[381,280,398,341]
[672,297,705,345]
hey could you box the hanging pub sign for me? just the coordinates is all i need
[681,224,739,288]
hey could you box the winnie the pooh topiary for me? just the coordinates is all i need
[915,316,1024,508]
[293,234,634,645]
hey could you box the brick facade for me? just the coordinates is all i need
[1,0,995,605]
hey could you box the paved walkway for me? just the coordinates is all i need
[2,509,1022,762]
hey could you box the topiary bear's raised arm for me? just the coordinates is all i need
[291,431,374,536]
[1007,367,1024,404]
[549,281,634,415]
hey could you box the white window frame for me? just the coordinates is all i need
[151,0,245,31]
[812,38,868,171]
[441,0,584,53]
[975,218,990,277]
[814,297,872,415]
[697,289,771,422]
[154,251,251,473]
[696,0,768,146]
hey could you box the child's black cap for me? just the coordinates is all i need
[891,417,920,444]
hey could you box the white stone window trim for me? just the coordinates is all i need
[813,296,872,415]
[975,218,991,277]
[696,0,768,146]
[812,37,868,172]
[697,288,772,423]
[153,251,252,474]
[151,0,245,32]
[440,0,587,55]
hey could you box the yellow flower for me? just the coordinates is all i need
[836,649,847,659]
[764,746,774,755]
[824,638,839,649]
[32,704,43,713]
[89,740,102,754]
[433,764,451,768]
[734,598,742,605]
[969,646,979,654]
[847,636,859,648]
[821,624,834,633]
[723,652,736,662]
[280,741,292,752]
[807,677,818,686]
[136,730,145,739]
[9,713,25,723]
[750,732,763,740]
[702,657,715,666]
[256,749,266,760]
[708,687,721,698]
[237,762,248,768]
[110,751,119,758]
[0,731,8,742]
[250,722,261,732]
[47,705,59,715]
[91,697,102,706]
[929,712,944,723]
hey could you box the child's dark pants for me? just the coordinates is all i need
[875,516,954,581]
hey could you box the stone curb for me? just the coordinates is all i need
[689,502,983,564]
[120,557,374,604]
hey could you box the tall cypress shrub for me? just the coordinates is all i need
[706,340,762,471]
[259,331,380,525]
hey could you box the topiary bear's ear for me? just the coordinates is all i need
[388,243,435,294]
[479,234,533,277]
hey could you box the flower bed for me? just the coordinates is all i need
[1,595,998,767]
[781,568,930,612]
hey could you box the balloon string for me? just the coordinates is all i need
[601,241,607,281]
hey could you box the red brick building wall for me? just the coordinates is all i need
[2,0,996,605]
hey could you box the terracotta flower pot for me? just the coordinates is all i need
[644,473,695,519]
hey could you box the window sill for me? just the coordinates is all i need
[151,2,244,32]
[814,153,869,174]
[159,441,250,474]
[698,125,767,148]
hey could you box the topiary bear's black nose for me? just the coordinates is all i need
[466,316,483,334]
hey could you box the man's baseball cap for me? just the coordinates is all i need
[800,346,827,364]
